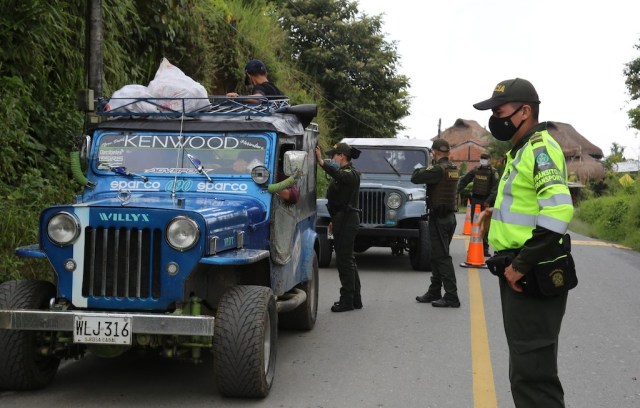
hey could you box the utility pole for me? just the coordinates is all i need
[87,0,103,98]
[78,0,103,129]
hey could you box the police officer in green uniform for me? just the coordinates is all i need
[315,143,362,312]
[457,153,500,256]
[412,139,461,308]
[474,78,574,407]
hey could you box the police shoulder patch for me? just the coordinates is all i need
[530,133,544,145]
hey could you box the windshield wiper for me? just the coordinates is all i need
[101,164,148,182]
[384,157,401,177]
[187,153,213,182]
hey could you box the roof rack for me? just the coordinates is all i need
[97,96,290,118]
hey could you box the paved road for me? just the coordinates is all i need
[1,214,639,407]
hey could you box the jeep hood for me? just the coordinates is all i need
[78,193,266,229]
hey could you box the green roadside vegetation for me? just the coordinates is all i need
[571,173,640,251]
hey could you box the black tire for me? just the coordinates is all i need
[0,280,60,390]
[317,233,332,268]
[279,253,319,331]
[409,220,431,271]
[213,286,277,398]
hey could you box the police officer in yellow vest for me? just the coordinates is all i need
[412,139,461,308]
[474,78,574,407]
[457,153,500,256]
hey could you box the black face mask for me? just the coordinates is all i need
[488,105,525,141]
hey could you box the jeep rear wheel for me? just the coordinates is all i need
[409,220,431,271]
[279,253,319,331]
[0,280,60,390]
[317,233,333,267]
[213,285,277,398]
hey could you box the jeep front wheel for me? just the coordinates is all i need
[0,280,60,390]
[409,220,432,271]
[213,285,277,398]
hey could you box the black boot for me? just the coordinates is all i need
[353,295,363,310]
[331,298,354,312]
[416,292,441,303]
[432,297,461,308]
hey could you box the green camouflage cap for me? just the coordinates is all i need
[473,78,540,110]
[325,142,351,157]
[431,138,450,152]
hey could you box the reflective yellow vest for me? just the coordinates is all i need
[488,129,574,251]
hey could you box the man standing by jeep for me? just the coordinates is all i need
[412,139,461,308]
[315,143,362,312]
[457,153,500,256]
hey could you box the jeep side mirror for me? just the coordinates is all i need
[283,151,307,177]
[80,135,91,164]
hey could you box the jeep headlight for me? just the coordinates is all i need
[386,192,402,209]
[251,165,270,185]
[166,216,200,251]
[47,212,80,246]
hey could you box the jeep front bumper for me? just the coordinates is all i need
[0,310,215,336]
[316,225,419,238]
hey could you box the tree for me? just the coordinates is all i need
[274,0,410,144]
[624,41,640,130]
[603,142,625,170]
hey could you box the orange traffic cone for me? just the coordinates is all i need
[462,199,472,235]
[460,204,488,269]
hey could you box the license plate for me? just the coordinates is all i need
[74,315,132,345]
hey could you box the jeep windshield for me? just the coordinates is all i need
[96,132,268,176]
[355,148,427,175]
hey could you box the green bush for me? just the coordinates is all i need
[0,167,74,282]
[575,178,640,251]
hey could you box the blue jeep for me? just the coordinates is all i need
[0,97,320,397]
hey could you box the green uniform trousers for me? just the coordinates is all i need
[427,212,458,301]
[332,211,361,304]
[499,278,568,408]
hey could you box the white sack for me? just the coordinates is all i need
[106,84,161,113]
[147,58,209,113]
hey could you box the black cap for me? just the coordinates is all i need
[245,59,267,75]
[325,142,361,159]
[431,139,450,152]
[480,153,490,159]
[473,78,540,110]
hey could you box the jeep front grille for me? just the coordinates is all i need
[359,190,386,225]
[82,227,162,299]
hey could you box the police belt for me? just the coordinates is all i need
[486,235,577,297]
[327,204,362,217]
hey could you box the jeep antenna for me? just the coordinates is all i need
[171,113,187,199]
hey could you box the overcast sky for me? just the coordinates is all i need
[356,0,640,158]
